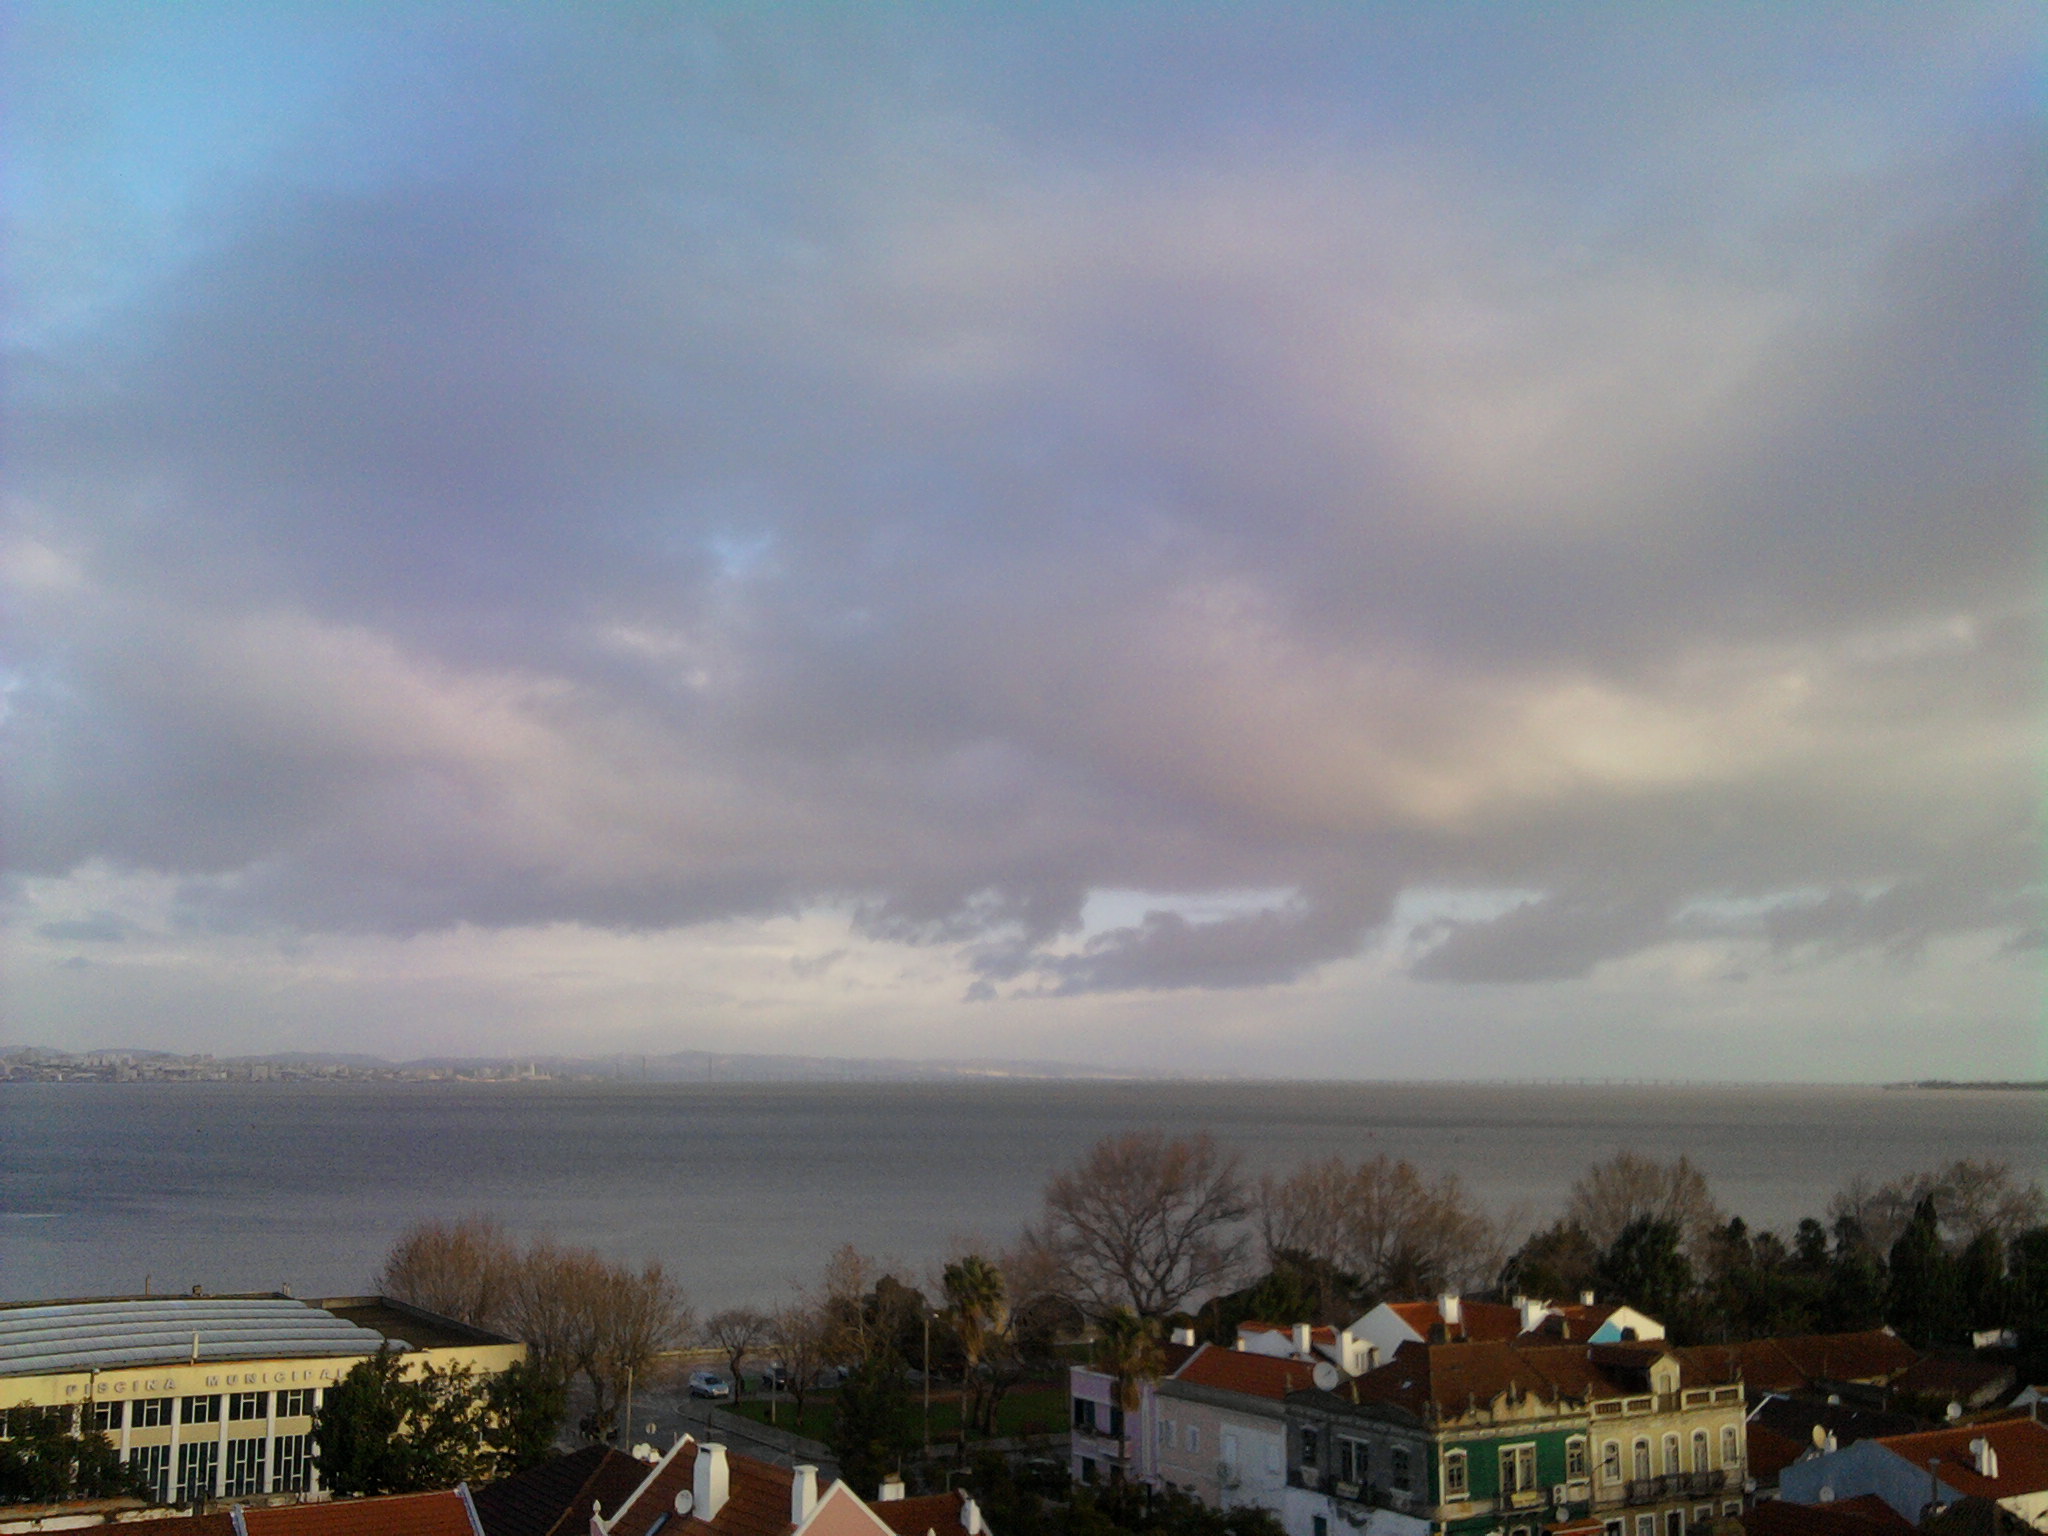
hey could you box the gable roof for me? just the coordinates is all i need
[474,1446,650,1536]
[1170,1344,1323,1401]
[1383,1300,1527,1344]
[1675,1332,1918,1397]
[1339,1337,1738,1421]
[868,1491,977,1536]
[1239,1322,1338,1346]
[1877,1417,2048,1501]
[242,1492,481,1536]
[604,1442,797,1536]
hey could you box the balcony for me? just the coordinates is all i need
[1503,1490,1546,1511]
[1627,1480,1662,1506]
[1686,1471,1727,1497]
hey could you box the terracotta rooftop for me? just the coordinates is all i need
[241,1492,481,1536]
[1743,1495,1912,1536]
[1385,1300,1527,1344]
[1878,1417,2048,1501]
[869,1491,976,1536]
[1342,1338,1737,1420]
[1169,1344,1323,1401]
[474,1445,650,1536]
[1676,1332,1918,1397]
[606,1442,798,1536]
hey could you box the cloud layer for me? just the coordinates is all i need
[3,4,2040,1072]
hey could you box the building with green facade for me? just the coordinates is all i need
[1283,1340,1747,1536]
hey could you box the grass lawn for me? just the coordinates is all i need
[721,1382,1068,1445]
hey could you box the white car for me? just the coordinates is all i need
[687,1370,731,1399]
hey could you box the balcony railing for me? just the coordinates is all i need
[1627,1480,1662,1505]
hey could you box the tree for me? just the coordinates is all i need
[1568,1153,1723,1258]
[378,1216,521,1330]
[769,1302,830,1421]
[1501,1220,1601,1303]
[486,1359,567,1475]
[1261,1155,1498,1303]
[0,1409,145,1506]
[1595,1217,1694,1325]
[944,1256,1009,1437]
[1888,1195,1963,1348]
[1831,1162,2047,1256]
[589,1260,692,1435]
[1959,1230,2008,1333]
[1096,1308,1165,1416]
[828,1351,916,1497]
[703,1309,771,1403]
[1034,1131,1250,1317]
[314,1348,421,1496]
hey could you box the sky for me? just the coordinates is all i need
[2,3,2042,1080]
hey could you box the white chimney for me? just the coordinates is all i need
[791,1466,818,1525]
[879,1476,905,1503]
[1439,1294,1461,1328]
[1580,1290,1596,1307]
[693,1444,730,1522]
[1971,1438,1998,1478]
[1170,1326,1196,1347]
[1519,1296,1546,1332]
[962,1498,984,1536]
[1293,1323,1312,1356]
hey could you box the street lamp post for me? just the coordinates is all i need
[923,1312,932,1456]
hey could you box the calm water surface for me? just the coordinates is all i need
[2,1081,2041,1310]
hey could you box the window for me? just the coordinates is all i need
[90,1400,125,1432]
[1721,1427,1739,1466]
[276,1390,315,1419]
[180,1395,220,1426]
[1667,1511,1684,1536]
[1165,1419,1179,1451]
[1692,1431,1708,1471]
[1188,1426,1200,1456]
[130,1444,171,1502]
[1444,1449,1468,1498]
[1637,1517,1656,1536]
[1314,1520,1329,1536]
[177,1440,219,1503]
[223,1438,266,1497]
[1392,1447,1412,1492]
[1339,1438,1367,1484]
[135,1398,174,1428]
[273,1434,313,1494]
[1501,1444,1538,1494]
[1695,1506,1712,1528]
[1074,1399,1095,1431]
[1662,1435,1679,1474]
[1722,1503,1740,1518]
[1604,1442,1623,1482]
[229,1392,268,1422]
[1301,1426,1318,1467]
[1567,1438,1589,1480]
[1080,1457,1098,1485]
[1604,1522,1624,1536]
[1632,1440,1652,1481]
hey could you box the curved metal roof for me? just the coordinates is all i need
[0,1297,405,1378]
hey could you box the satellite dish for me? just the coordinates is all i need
[674,1492,695,1517]
[1313,1362,1341,1391]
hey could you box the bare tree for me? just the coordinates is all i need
[1260,1155,1499,1302]
[591,1260,692,1430]
[378,1216,521,1329]
[768,1301,829,1421]
[1034,1130,1251,1317]
[1567,1152,1723,1259]
[702,1308,770,1402]
[1830,1160,2047,1254]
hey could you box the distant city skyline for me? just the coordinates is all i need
[4,5,2041,1080]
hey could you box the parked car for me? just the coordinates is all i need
[759,1363,790,1392]
[687,1370,731,1399]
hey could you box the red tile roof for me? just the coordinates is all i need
[1878,1417,2048,1500]
[870,1491,974,1536]
[241,1492,480,1536]
[1348,1338,1737,1420]
[1239,1322,1338,1345]
[1384,1300,1526,1344]
[1746,1425,1812,1484]
[606,1443,798,1536]
[1743,1495,1912,1536]
[1676,1332,1919,1397]
[474,1445,648,1536]
[1170,1344,1323,1400]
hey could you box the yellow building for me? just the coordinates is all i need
[0,1293,524,1505]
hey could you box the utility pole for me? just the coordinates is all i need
[923,1311,932,1455]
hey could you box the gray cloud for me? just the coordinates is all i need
[3,4,2041,1024]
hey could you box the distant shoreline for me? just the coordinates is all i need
[1885,1080,2048,1091]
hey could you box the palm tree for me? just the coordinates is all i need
[1095,1307,1164,1476]
[943,1255,1008,1435]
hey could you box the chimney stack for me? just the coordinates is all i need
[1581,1290,1596,1307]
[1971,1438,1998,1478]
[879,1476,905,1503]
[1293,1323,1312,1356]
[1170,1327,1196,1347]
[790,1466,818,1526]
[693,1444,730,1522]
[963,1498,984,1536]
[1439,1294,1462,1329]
